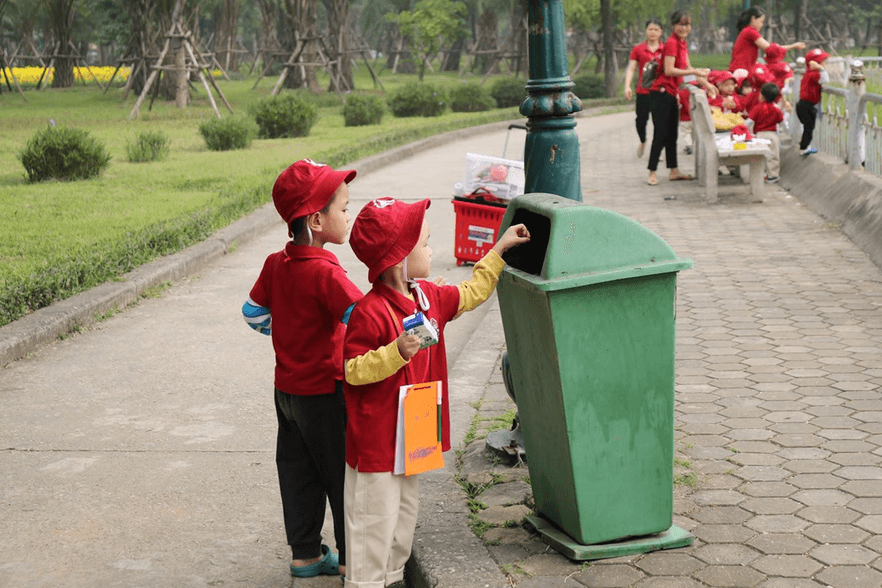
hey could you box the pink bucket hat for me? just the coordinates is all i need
[350,198,431,283]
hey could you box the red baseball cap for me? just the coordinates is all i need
[764,43,786,63]
[709,70,735,86]
[350,198,431,283]
[272,159,356,224]
[806,48,830,65]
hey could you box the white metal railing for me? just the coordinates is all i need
[790,59,882,175]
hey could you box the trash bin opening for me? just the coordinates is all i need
[502,209,551,275]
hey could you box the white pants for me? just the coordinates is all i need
[757,130,780,177]
[680,120,693,149]
[344,465,420,588]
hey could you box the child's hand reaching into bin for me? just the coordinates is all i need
[492,224,531,257]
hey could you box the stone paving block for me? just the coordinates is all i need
[816,565,882,588]
[798,505,860,523]
[788,473,846,489]
[855,514,882,534]
[740,497,802,515]
[803,523,870,544]
[573,564,645,588]
[693,565,765,587]
[782,459,839,473]
[634,577,707,588]
[517,553,582,578]
[693,543,760,565]
[849,497,882,514]
[810,543,879,565]
[691,490,745,507]
[729,453,785,467]
[485,543,531,565]
[750,554,823,577]
[741,482,798,497]
[734,466,790,481]
[758,579,826,588]
[691,524,756,544]
[747,533,817,555]
[692,506,752,524]
[842,480,882,497]
[634,553,704,576]
[514,576,574,588]
[792,488,853,505]
[476,504,532,527]
[835,466,882,480]
[746,514,812,534]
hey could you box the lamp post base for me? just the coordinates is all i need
[524,515,695,561]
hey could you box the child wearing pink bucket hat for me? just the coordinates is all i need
[343,198,529,587]
[243,158,363,579]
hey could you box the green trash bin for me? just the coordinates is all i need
[496,193,694,558]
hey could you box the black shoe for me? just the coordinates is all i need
[766,176,778,183]
[684,146,693,155]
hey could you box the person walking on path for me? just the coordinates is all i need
[729,6,804,72]
[243,159,363,579]
[646,9,716,186]
[623,18,664,158]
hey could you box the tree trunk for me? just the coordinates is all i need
[284,0,320,92]
[473,8,498,75]
[216,0,241,73]
[600,0,615,97]
[794,0,808,45]
[126,0,153,96]
[256,0,279,74]
[324,0,353,91]
[441,37,464,71]
[175,41,188,107]
[46,0,76,88]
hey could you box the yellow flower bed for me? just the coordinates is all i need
[3,66,222,86]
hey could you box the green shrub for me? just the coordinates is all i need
[342,94,385,127]
[126,131,170,163]
[18,125,111,182]
[449,84,495,113]
[250,93,319,139]
[198,116,256,151]
[387,83,447,117]
[490,78,525,109]
[572,74,605,100]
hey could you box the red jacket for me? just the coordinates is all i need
[629,41,663,95]
[344,280,460,472]
[650,35,688,97]
[729,26,761,71]
[250,244,362,395]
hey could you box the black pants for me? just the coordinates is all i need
[648,90,679,171]
[275,382,347,565]
[635,93,651,144]
[796,100,817,150]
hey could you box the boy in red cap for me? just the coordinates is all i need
[243,158,363,578]
[747,82,785,182]
[343,198,529,588]
[796,48,830,156]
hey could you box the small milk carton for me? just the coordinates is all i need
[403,312,439,349]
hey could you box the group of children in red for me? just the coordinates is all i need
[625,6,829,188]
[243,159,530,588]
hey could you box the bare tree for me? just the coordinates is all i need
[215,0,242,72]
[323,0,353,91]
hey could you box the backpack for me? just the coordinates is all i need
[641,58,660,89]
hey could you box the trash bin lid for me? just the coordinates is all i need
[500,193,693,291]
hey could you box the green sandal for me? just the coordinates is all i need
[289,544,340,577]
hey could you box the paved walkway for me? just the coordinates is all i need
[1,110,881,588]
[453,113,882,587]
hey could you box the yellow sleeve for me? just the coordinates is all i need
[345,340,409,386]
[455,250,506,319]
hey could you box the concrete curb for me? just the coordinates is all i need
[0,119,522,368]
[780,136,882,270]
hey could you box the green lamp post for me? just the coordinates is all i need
[522,0,583,202]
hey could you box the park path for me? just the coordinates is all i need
[2,109,882,588]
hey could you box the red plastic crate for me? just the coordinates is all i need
[452,199,507,266]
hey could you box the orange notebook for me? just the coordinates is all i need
[394,381,444,476]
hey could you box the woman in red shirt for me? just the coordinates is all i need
[623,18,664,158]
[729,6,804,72]
[646,10,716,186]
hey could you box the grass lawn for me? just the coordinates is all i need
[0,68,532,326]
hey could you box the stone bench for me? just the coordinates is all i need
[688,86,771,203]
